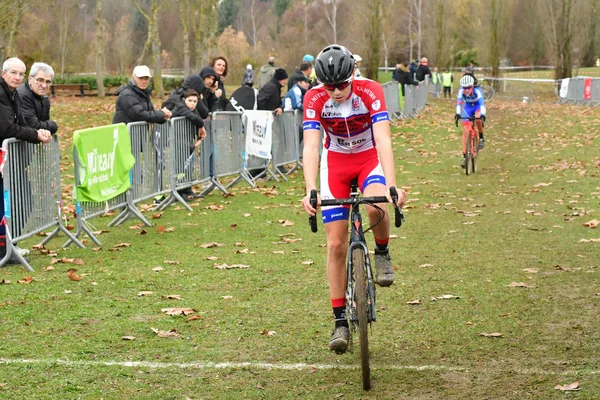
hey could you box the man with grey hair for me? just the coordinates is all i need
[17,62,58,134]
[0,57,53,264]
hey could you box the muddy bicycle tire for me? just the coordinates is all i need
[352,247,371,390]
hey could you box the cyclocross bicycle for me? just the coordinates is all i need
[456,115,483,175]
[309,183,404,390]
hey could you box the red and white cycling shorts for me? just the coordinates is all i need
[320,147,386,224]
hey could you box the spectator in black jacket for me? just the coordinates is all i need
[0,57,52,264]
[415,57,432,82]
[393,61,418,96]
[257,68,288,116]
[112,65,172,124]
[171,89,207,200]
[17,62,58,134]
[198,67,219,112]
[161,74,210,119]
[209,56,230,111]
[287,62,313,91]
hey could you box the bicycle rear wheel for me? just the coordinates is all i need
[352,247,371,390]
[481,85,495,101]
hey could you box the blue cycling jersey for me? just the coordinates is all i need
[456,86,486,116]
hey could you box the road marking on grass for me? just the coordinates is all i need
[1,358,599,375]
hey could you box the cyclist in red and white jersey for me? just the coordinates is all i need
[301,44,407,354]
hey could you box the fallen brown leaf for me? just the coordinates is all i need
[161,307,195,316]
[200,242,225,248]
[555,381,580,391]
[121,336,136,341]
[151,328,182,338]
[187,315,202,322]
[480,332,504,338]
[583,219,600,228]
[17,276,34,284]
[66,269,81,281]
[137,291,154,296]
[407,299,421,305]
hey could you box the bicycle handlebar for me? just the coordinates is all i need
[455,115,485,128]
[309,187,405,233]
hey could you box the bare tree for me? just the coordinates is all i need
[95,0,105,97]
[178,0,192,75]
[322,0,343,43]
[249,0,258,53]
[193,0,218,71]
[112,15,134,76]
[366,0,382,80]
[133,0,167,97]
[1,0,26,58]
[537,0,574,80]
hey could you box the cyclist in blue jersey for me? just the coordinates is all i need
[455,75,486,168]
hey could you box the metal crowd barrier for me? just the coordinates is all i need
[1,136,83,271]
[204,111,245,193]
[271,110,302,181]
[381,82,405,119]
[558,77,600,106]
[154,117,211,211]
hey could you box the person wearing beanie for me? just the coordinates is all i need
[257,68,288,116]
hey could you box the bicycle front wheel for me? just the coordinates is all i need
[481,85,495,101]
[465,152,472,175]
[472,137,479,173]
[352,247,371,390]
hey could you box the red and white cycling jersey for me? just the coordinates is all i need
[302,78,389,154]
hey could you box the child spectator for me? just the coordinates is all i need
[242,64,254,87]
[171,89,207,200]
[284,76,310,110]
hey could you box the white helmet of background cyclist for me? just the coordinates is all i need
[460,75,475,88]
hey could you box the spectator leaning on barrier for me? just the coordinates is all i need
[257,68,288,117]
[17,62,57,134]
[161,73,210,119]
[209,56,229,112]
[198,67,219,112]
[171,89,207,201]
[284,75,310,110]
[393,61,418,96]
[112,65,172,124]
[416,57,431,82]
[242,64,254,87]
[0,57,53,264]
[441,68,454,98]
[257,56,276,90]
[288,61,313,91]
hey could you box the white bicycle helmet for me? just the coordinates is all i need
[460,75,475,88]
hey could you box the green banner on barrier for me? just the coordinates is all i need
[73,123,135,203]
[398,83,404,110]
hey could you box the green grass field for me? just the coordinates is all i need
[1,95,600,399]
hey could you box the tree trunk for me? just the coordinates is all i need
[366,0,381,80]
[133,0,167,98]
[489,0,500,79]
[5,0,25,57]
[179,0,191,76]
[95,0,105,97]
[408,0,414,61]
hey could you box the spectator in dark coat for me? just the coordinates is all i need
[171,89,206,200]
[242,64,254,87]
[113,65,171,124]
[0,57,52,264]
[287,62,313,91]
[393,62,418,96]
[17,62,58,134]
[198,67,219,112]
[161,74,209,119]
[257,68,288,116]
[209,56,229,111]
[415,57,432,82]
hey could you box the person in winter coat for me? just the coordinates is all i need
[209,56,229,111]
[287,62,313,91]
[415,57,432,82]
[17,62,58,134]
[257,68,288,116]
[393,61,418,96]
[0,57,53,264]
[257,56,276,89]
[198,67,219,112]
[171,89,207,200]
[284,76,310,110]
[112,65,171,124]
[242,64,254,87]
[161,73,209,119]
